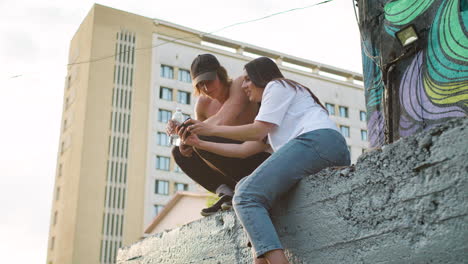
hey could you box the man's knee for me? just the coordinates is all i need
[194,147,211,159]
[171,146,182,160]
[199,135,242,144]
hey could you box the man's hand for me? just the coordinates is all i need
[179,144,193,157]
[176,119,192,141]
[175,118,195,157]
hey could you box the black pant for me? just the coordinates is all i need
[172,136,270,193]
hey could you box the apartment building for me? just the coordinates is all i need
[47,4,367,264]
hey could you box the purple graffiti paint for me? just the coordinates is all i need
[399,52,465,137]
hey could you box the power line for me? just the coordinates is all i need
[351,0,384,89]
[209,0,333,34]
[67,0,334,67]
[351,0,380,64]
[5,0,335,80]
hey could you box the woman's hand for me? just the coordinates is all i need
[183,134,201,147]
[178,144,193,157]
[186,119,215,136]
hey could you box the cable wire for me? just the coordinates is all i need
[352,0,384,90]
[67,0,334,67]
[5,0,335,79]
[351,0,381,64]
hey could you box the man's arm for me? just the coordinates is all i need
[194,96,209,121]
[203,76,254,126]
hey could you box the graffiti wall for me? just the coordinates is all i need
[359,0,467,147]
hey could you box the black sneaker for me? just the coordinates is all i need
[201,195,232,216]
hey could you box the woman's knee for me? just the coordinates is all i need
[234,176,248,193]
[233,183,269,208]
[233,189,246,207]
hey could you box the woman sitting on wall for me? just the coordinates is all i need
[181,57,350,264]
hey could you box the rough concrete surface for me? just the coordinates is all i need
[117,118,468,264]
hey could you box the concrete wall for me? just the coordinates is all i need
[117,117,468,264]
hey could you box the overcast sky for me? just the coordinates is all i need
[0,0,362,262]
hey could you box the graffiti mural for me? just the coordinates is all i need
[359,0,467,147]
[362,42,386,147]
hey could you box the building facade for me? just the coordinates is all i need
[144,191,211,235]
[47,4,367,264]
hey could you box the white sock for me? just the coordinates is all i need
[215,184,234,197]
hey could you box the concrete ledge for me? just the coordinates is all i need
[118,117,468,264]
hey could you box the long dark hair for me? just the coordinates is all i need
[244,57,327,112]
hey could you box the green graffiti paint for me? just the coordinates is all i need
[384,0,435,25]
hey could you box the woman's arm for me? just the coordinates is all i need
[184,134,268,158]
[187,119,275,142]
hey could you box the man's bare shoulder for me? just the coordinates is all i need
[195,96,214,116]
[197,95,213,106]
[195,95,222,121]
[226,76,247,102]
[229,76,244,92]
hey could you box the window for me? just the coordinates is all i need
[325,103,335,115]
[160,87,173,101]
[158,109,172,123]
[154,204,164,215]
[156,156,170,171]
[56,187,60,201]
[155,180,169,195]
[183,113,191,121]
[175,182,188,192]
[178,69,191,83]
[174,164,183,173]
[361,130,368,141]
[339,106,349,118]
[67,75,71,90]
[340,125,350,137]
[177,91,191,105]
[53,211,58,225]
[157,132,170,146]
[360,111,367,122]
[160,65,174,79]
[63,119,67,132]
[50,237,55,251]
[58,164,62,177]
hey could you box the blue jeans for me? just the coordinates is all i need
[233,129,350,257]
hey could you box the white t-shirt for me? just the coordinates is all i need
[255,80,339,152]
